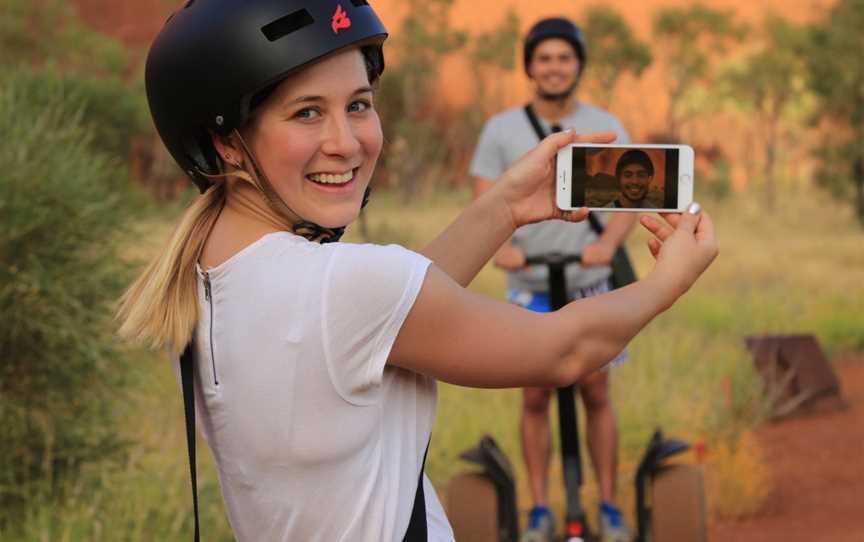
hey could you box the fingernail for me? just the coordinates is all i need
[687,202,702,215]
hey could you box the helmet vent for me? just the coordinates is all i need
[261,9,315,42]
[351,0,369,5]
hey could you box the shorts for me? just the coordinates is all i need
[507,278,628,369]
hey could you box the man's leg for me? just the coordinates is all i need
[581,368,630,541]
[520,386,557,541]
[521,386,553,505]
[580,369,617,503]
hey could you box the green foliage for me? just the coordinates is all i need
[0,66,136,526]
[470,9,521,72]
[0,0,131,77]
[807,0,864,224]
[582,5,653,108]
[717,17,812,206]
[376,0,468,200]
[699,160,732,200]
[9,65,150,161]
[653,4,747,137]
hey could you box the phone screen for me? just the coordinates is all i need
[570,147,680,209]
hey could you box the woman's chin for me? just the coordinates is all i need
[301,206,361,230]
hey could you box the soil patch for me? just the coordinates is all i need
[710,358,864,541]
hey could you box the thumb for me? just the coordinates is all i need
[676,202,702,234]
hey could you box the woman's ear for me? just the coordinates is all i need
[211,132,241,167]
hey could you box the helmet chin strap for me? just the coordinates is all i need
[232,129,368,244]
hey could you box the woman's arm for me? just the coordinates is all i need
[419,130,616,287]
[389,206,718,388]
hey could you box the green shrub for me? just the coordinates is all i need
[0,0,130,78]
[6,65,150,161]
[0,68,137,526]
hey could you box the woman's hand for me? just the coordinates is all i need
[641,203,719,300]
[492,130,617,229]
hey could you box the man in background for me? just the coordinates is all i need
[470,17,637,542]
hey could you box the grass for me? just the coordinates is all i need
[5,186,862,540]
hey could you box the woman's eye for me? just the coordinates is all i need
[348,100,371,113]
[294,107,321,120]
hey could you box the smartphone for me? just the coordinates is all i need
[556,143,695,212]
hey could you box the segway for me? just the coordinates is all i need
[447,253,707,542]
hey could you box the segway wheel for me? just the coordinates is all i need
[650,464,707,542]
[447,472,500,542]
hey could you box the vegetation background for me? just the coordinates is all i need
[1,0,862,539]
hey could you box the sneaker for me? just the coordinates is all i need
[521,505,556,542]
[599,501,631,542]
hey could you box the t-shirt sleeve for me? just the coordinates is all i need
[613,117,631,144]
[321,243,431,405]
[469,117,506,181]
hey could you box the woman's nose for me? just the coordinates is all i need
[320,114,361,158]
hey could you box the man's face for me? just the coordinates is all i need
[527,38,580,98]
[618,164,652,204]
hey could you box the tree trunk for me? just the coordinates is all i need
[854,157,864,226]
[764,114,778,210]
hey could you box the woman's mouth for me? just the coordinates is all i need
[307,168,357,185]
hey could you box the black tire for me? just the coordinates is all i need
[447,472,501,542]
[651,464,707,542]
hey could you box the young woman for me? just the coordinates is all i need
[118,1,718,541]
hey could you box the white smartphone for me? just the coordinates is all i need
[556,143,695,212]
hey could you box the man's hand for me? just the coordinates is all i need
[581,240,616,267]
[493,244,526,271]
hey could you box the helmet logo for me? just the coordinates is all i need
[331,4,351,34]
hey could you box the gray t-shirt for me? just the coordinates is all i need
[470,103,631,292]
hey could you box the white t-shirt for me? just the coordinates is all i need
[173,232,453,541]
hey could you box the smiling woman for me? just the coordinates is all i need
[116,1,717,541]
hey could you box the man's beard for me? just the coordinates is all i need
[536,79,579,102]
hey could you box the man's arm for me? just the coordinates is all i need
[581,212,638,267]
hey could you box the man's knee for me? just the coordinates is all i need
[580,371,612,412]
[523,387,552,414]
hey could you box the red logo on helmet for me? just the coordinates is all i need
[332,4,351,34]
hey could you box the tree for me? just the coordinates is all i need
[719,17,811,207]
[0,67,137,524]
[653,4,746,139]
[468,8,521,112]
[807,0,864,224]
[375,0,467,201]
[582,5,652,109]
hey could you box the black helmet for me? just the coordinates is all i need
[523,17,587,74]
[145,0,388,192]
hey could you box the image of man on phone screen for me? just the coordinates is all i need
[604,150,663,209]
[470,16,636,542]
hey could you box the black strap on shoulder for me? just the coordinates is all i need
[402,442,430,541]
[180,341,201,542]
[181,338,428,541]
[524,103,605,239]
[523,104,547,142]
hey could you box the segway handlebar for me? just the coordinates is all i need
[524,253,582,267]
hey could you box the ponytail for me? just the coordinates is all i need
[117,182,227,352]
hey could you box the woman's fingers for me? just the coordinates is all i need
[693,208,716,242]
[541,129,617,156]
[640,214,675,241]
[647,238,661,259]
[574,131,617,145]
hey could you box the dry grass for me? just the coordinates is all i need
[8,186,861,540]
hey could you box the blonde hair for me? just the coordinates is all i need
[117,178,227,353]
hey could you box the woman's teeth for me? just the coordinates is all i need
[308,171,354,185]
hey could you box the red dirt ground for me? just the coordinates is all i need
[709,359,864,541]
